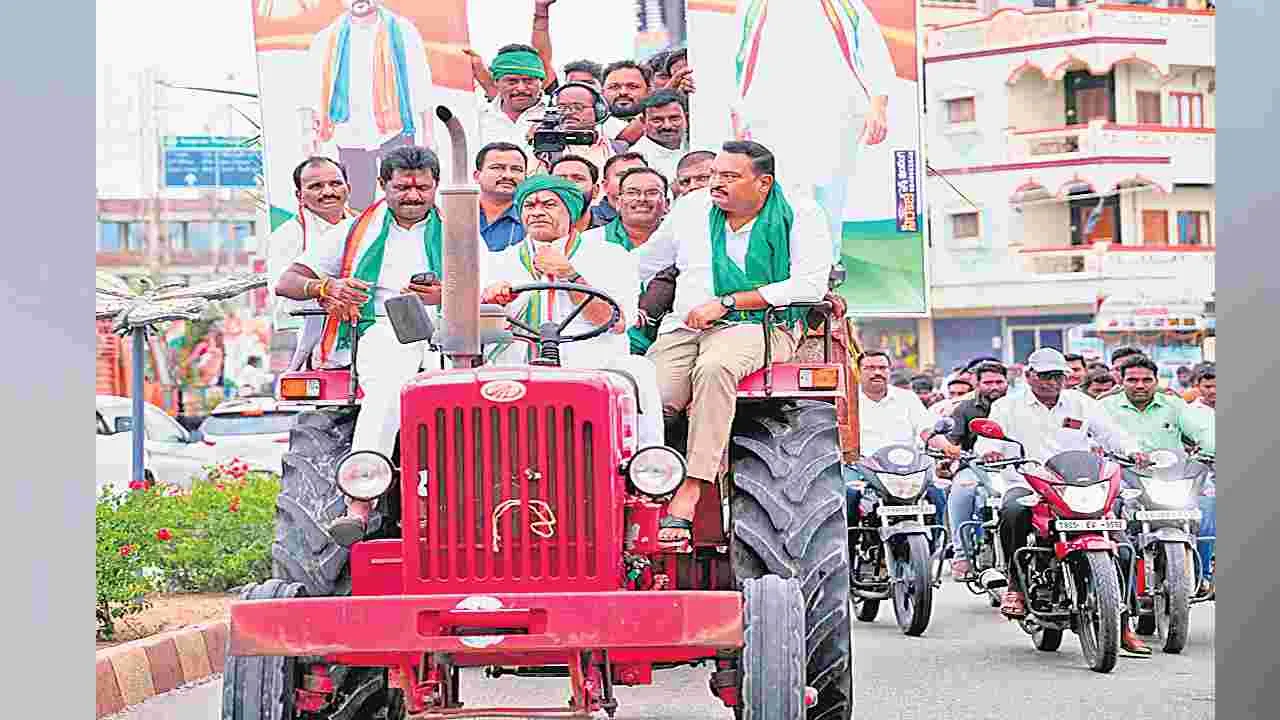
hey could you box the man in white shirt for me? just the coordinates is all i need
[627,89,690,183]
[275,146,486,546]
[266,157,356,369]
[975,348,1149,654]
[478,44,549,159]
[482,175,663,447]
[633,141,831,544]
[301,0,435,210]
[847,350,953,526]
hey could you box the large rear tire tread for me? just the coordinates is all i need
[1158,543,1192,654]
[741,576,807,720]
[1078,552,1122,674]
[271,409,382,597]
[731,400,853,720]
[893,534,933,636]
[221,580,307,720]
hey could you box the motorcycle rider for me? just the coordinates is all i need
[942,361,1008,580]
[976,348,1151,655]
[1100,355,1216,596]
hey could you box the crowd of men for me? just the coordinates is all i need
[851,344,1216,657]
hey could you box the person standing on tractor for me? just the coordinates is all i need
[632,140,832,544]
[274,145,487,547]
[481,175,664,447]
[266,156,357,370]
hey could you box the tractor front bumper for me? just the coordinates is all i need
[228,591,744,657]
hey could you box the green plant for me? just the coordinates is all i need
[95,461,281,640]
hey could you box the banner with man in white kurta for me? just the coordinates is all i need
[686,0,928,316]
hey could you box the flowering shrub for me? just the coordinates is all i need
[95,460,281,640]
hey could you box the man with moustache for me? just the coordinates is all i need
[549,155,605,232]
[600,60,653,140]
[628,89,690,182]
[531,82,629,174]
[481,176,664,447]
[673,150,715,201]
[474,142,528,252]
[274,146,488,546]
[633,141,832,544]
[582,166,670,354]
[478,43,549,156]
[940,362,1009,580]
[266,157,357,369]
[301,0,435,209]
[591,152,649,226]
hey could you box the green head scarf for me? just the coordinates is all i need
[490,49,546,81]
[513,175,585,226]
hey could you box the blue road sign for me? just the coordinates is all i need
[217,150,263,188]
[164,149,218,188]
[162,136,261,189]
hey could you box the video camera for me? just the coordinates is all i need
[531,104,598,155]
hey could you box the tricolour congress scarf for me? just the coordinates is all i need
[318,9,415,143]
[736,0,870,102]
[708,183,802,326]
[484,233,585,364]
[318,200,441,361]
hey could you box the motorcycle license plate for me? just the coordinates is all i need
[1135,509,1202,522]
[986,498,1002,508]
[877,503,934,517]
[1055,519,1125,532]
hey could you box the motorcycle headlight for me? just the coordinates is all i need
[880,470,926,501]
[1142,477,1194,508]
[335,451,394,501]
[628,446,686,497]
[1059,483,1109,515]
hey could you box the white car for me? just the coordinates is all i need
[96,395,212,495]
[198,396,300,475]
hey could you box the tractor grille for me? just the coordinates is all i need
[412,404,602,585]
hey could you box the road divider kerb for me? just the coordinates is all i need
[96,621,228,718]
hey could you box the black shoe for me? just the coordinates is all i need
[329,516,367,548]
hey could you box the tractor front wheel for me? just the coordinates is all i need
[740,575,807,720]
[731,400,853,720]
[221,580,306,720]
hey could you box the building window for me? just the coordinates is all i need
[1069,195,1120,246]
[1176,211,1211,246]
[97,222,126,251]
[126,222,148,251]
[1136,91,1162,124]
[945,97,975,124]
[1142,210,1169,246]
[951,212,979,240]
[1009,326,1068,365]
[164,222,186,249]
[225,222,255,252]
[1033,0,1057,7]
[186,222,220,251]
[1170,92,1205,128]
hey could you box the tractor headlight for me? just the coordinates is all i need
[627,446,686,498]
[1141,477,1193,508]
[880,471,926,501]
[1059,483,1109,515]
[335,451,394,501]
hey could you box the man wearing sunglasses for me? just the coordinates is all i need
[975,348,1151,655]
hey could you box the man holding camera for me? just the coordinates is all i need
[528,82,630,176]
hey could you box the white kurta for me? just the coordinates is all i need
[632,187,831,335]
[629,135,686,184]
[478,91,541,160]
[266,209,347,332]
[305,11,434,150]
[486,231,664,446]
[858,386,935,457]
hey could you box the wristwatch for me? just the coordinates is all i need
[720,294,737,310]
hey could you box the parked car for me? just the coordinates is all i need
[197,396,299,475]
[96,395,211,494]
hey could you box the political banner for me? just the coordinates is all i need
[686,0,929,316]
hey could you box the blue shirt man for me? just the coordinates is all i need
[474,141,529,252]
[480,202,525,252]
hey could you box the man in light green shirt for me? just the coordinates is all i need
[1102,355,1216,594]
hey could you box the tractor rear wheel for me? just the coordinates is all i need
[271,408,382,597]
[731,400,853,720]
[221,580,306,720]
[740,575,807,720]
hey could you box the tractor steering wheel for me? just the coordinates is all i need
[504,282,622,366]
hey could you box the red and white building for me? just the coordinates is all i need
[917,0,1215,370]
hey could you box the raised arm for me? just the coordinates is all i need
[532,0,558,90]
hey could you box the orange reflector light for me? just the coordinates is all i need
[280,378,322,399]
[239,408,265,416]
[798,367,840,390]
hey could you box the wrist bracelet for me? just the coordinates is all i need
[318,277,331,299]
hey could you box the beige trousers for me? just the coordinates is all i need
[647,323,797,481]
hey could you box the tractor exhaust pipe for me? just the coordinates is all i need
[435,105,482,369]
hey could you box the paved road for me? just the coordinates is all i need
[112,582,1214,720]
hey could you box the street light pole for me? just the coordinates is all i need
[131,329,146,484]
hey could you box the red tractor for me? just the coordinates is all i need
[226,139,857,719]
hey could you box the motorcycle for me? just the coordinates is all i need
[1120,448,1215,653]
[845,419,951,636]
[946,454,1019,607]
[968,418,1130,673]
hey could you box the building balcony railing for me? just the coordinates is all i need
[929,242,1214,310]
[1008,121,1214,184]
